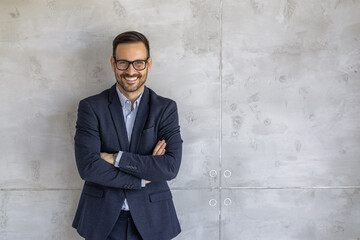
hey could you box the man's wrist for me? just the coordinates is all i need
[113,153,118,164]
[141,179,146,187]
[114,151,123,167]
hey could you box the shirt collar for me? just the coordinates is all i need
[116,85,144,111]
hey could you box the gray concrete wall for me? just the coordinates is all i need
[1,0,359,239]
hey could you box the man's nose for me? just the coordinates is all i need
[125,63,137,75]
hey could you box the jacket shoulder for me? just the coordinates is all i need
[81,88,109,102]
[79,88,111,110]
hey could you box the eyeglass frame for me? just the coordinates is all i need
[113,56,150,71]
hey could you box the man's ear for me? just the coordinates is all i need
[110,56,116,72]
[147,57,152,72]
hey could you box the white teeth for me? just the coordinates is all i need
[125,77,137,81]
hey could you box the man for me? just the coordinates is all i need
[72,31,182,240]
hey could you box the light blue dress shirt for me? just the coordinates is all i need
[114,86,146,211]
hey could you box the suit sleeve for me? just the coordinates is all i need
[74,99,142,189]
[118,101,183,182]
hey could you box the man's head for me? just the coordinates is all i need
[110,31,152,99]
[112,31,150,58]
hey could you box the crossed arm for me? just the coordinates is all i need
[100,140,167,184]
[75,99,182,189]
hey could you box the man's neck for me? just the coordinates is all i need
[116,84,144,109]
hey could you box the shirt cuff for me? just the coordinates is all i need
[141,179,146,187]
[114,151,123,168]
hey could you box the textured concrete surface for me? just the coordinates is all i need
[1,0,359,239]
[221,189,360,240]
[0,190,81,239]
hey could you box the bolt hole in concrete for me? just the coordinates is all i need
[224,198,232,206]
[209,199,217,207]
[223,170,231,178]
[209,170,217,177]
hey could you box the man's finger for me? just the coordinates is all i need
[152,140,166,155]
[152,140,162,154]
[155,144,166,156]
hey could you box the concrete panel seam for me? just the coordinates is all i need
[221,186,360,189]
[0,188,82,191]
[1,186,360,191]
[219,0,223,239]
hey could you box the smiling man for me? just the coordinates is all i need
[72,31,183,240]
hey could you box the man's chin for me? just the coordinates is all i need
[123,83,143,93]
[124,87,139,93]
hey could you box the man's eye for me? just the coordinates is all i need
[134,61,145,66]
[118,61,128,65]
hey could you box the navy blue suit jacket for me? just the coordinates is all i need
[72,85,182,240]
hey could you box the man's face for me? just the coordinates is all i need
[111,42,152,96]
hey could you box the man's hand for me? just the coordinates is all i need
[152,139,166,155]
[100,152,115,165]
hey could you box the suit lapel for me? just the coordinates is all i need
[129,87,150,153]
[108,84,130,152]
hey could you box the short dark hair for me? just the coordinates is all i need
[112,31,150,58]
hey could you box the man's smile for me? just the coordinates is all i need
[121,74,140,84]
[125,76,138,81]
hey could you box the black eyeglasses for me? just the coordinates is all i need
[113,56,149,71]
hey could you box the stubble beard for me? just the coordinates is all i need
[115,70,148,93]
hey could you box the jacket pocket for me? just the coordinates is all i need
[82,184,104,198]
[149,190,173,202]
